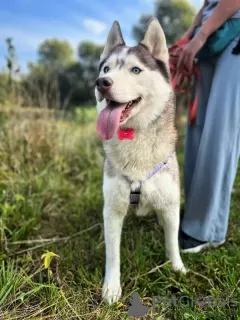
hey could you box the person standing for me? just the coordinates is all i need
[177,0,240,252]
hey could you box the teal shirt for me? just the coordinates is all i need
[202,0,240,23]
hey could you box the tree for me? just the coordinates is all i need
[38,39,74,66]
[132,0,196,45]
[21,40,104,108]
[5,38,20,86]
[0,38,21,105]
[58,62,88,107]
[78,41,104,102]
[22,39,80,109]
[78,41,103,67]
[132,14,153,44]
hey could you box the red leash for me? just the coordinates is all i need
[168,37,200,125]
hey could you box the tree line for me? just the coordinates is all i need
[0,0,195,110]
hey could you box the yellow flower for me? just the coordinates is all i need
[41,251,59,269]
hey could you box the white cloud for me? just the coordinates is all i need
[83,18,107,34]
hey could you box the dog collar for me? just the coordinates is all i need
[118,128,134,140]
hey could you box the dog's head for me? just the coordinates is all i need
[95,17,172,140]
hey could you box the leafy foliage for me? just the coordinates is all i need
[133,0,196,45]
[38,39,74,66]
[20,40,104,108]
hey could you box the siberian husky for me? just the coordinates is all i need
[94,17,186,305]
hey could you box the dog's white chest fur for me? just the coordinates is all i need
[103,152,180,217]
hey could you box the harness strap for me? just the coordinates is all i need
[123,158,169,208]
[123,159,167,185]
[169,37,201,125]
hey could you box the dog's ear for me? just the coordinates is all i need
[140,17,168,62]
[100,21,125,60]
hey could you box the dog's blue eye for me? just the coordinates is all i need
[132,67,141,74]
[104,66,110,73]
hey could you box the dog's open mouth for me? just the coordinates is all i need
[97,97,141,140]
[106,97,141,123]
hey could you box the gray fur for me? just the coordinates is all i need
[128,44,170,81]
[100,21,125,62]
[99,44,125,72]
[99,44,170,82]
[104,158,116,178]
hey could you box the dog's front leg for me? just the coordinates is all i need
[102,206,126,304]
[161,203,186,273]
[102,175,128,304]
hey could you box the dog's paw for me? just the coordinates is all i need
[102,280,122,305]
[172,262,187,274]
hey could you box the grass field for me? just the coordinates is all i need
[0,107,239,320]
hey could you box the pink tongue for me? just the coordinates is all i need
[97,103,127,140]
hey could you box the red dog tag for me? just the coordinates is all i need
[118,128,134,140]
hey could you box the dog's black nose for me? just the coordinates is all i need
[96,77,113,93]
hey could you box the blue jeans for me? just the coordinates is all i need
[181,35,240,242]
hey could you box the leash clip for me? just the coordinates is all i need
[130,185,141,208]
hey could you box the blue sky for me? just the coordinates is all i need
[0,0,202,72]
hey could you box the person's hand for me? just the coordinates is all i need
[177,32,207,72]
[171,26,194,56]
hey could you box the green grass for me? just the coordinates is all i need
[0,107,239,319]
